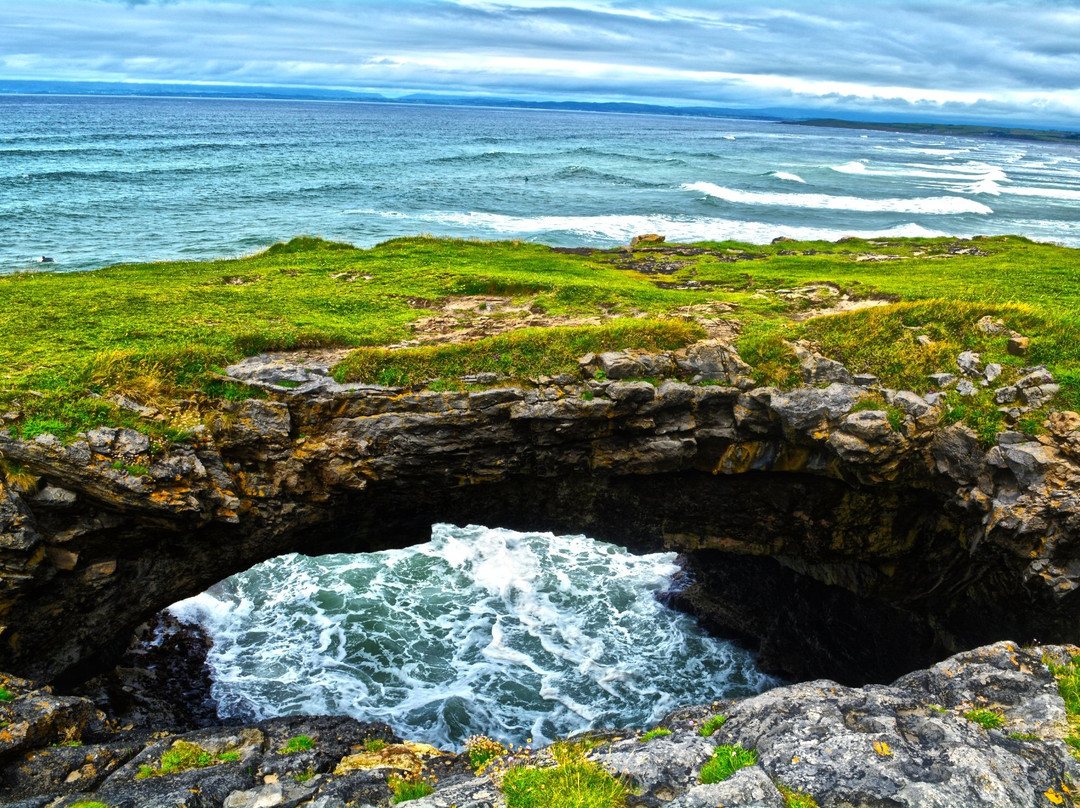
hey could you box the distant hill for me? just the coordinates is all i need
[0,79,777,121]
[789,118,1080,145]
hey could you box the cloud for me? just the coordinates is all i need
[2,0,1079,124]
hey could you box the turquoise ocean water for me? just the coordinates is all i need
[3,94,1080,273]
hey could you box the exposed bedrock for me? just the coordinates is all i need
[1,341,1079,686]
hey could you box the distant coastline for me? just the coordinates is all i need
[788,117,1080,145]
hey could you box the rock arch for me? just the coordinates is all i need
[1,348,1078,686]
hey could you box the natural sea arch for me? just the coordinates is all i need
[1,381,1077,688]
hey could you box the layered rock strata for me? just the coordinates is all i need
[0,340,1078,687]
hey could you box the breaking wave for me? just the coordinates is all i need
[683,182,993,215]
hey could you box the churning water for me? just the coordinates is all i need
[169,524,775,750]
[3,94,1080,273]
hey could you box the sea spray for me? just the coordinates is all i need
[170,524,776,750]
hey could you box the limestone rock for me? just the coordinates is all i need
[713,642,1079,808]
[666,768,784,808]
[976,315,1009,336]
[957,350,982,376]
[928,372,956,388]
[631,233,666,247]
[684,340,754,386]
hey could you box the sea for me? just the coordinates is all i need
[169,525,774,750]
[3,94,1080,274]
[6,94,1080,748]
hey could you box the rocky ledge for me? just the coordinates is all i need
[1,641,1077,807]
[0,337,1079,687]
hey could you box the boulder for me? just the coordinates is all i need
[1007,335,1030,356]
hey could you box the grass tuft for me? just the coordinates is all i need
[777,782,820,808]
[388,771,435,803]
[698,714,727,737]
[501,740,628,808]
[134,740,238,779]
[700,743,757,784]
[1047,654,1080,760]
[963,708,1006,730]
[639,728,672,743]
[280,734,315,754]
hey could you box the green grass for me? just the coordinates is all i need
[280,734,315,754]
[135,740,238,779]
[639,728,672,743]
[388,773,435,803]
[364,738,388,752]
[963,708,1006,730]
[777,782,820,808]
[0,686,12,702]
[333,319,705,387]
[700,744,758,784]
[501,740,628,808]
[698,714,727,737]
[68,802,111,808]
[1047,654,1080,759]
[3,234,1080,442]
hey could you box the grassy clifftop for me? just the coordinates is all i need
[1,233,1079,444]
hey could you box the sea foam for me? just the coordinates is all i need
[682,182,993,215]
[362,209,949,244]
[170,525,776,750]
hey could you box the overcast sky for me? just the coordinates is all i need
[4,0,1080,125]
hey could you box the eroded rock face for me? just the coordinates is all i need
[0,341,1079,687]
[7,642,1072,807]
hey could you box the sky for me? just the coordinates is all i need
[3,0,1080,125]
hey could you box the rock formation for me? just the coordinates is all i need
[1,642,1077,807]
[0,339,1078,691]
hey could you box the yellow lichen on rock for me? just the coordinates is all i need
[334,741,444,776]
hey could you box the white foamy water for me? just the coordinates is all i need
[682,181,993,215]
[771,171,807,183]
[169,524,775,750]
[353,209,947,243]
